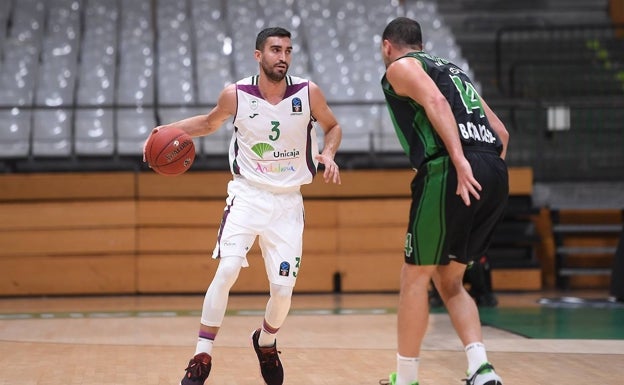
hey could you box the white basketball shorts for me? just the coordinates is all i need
[212,177,304,287]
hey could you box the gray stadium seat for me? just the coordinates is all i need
[0,109,32,158]
[202,123,232,156]
[330,105,377,152]
[156,0,195,105]
[192,0,234,103]
[75,109,115,156]
[116,108,156,155]
[77,0,118,106]
[117,0,154,106]
[32,109,72,157]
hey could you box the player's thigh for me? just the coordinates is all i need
[259,197,304,286]
[467,155,509,256]
[407,157,455,265]
[214,186,268,259]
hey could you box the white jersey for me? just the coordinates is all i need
[229,75,320,189]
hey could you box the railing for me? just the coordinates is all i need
[492,23,624,182]
[495,23,624,97]
[2,96,623,182]
[0,100,407,173]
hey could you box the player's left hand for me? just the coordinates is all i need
[315,154,341,184]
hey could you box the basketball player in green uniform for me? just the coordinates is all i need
[379,17,509,385]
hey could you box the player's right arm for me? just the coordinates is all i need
[386,56,481,206]
[158,84,237,137]
[143,84,237,161]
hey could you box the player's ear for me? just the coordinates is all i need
[254,49,261,62]
[381,39,393,60]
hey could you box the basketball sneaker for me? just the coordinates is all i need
[251,328,283,385]
[379,372,418,385]
[180,352,211,385]
[465,362,502,385]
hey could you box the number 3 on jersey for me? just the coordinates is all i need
[269,120,280,141]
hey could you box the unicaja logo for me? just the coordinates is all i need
[251,142,275,159]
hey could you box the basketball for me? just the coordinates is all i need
[145,127,195,176]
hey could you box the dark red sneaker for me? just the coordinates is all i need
[251,328,283,385]
[180,352,211,385]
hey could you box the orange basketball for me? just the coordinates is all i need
[145,128,195,176]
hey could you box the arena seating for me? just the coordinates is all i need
[0,0,467,169]
[0,0,622,294]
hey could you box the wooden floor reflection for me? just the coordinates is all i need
[1,292,623,384]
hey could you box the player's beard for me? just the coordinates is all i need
[261,60,288,82]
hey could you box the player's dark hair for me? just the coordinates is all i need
[382,17,423,49]
[255,27,291,50]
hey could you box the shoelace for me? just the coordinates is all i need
[185,359,209,378]
[258,346,281,366]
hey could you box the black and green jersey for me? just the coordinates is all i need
[381,51,503,169]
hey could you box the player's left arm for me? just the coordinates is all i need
[481,97,509,160]
[309,81,342,184]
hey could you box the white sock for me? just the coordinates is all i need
[396,353,419,385]
[465,342,488,375]
[258,325,278,347]
[195,337,214,356]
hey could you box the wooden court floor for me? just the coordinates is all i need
[1,291,623,385]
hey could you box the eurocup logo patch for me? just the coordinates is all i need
[279,261,290,276]
[291,97,302,113]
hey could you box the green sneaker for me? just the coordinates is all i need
[379,372,418,385]
[464,362,502,385]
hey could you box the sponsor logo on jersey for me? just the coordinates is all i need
[255,162,296,174]
[250,99,258,110]
[250,142,300,174]
[273,148,300,159]
[251,142,275,158]
[251,143,301,161]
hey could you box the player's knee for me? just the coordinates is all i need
[435,276,464,299]
[213,256,244,287]
[270,283,293,301]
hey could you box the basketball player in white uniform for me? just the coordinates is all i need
[143,27,342,385]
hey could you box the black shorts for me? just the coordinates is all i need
[404,151,509,265]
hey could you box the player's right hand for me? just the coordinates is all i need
[454,157,481,206]
[142,127,160,162]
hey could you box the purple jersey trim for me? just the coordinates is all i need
[305,121,317,176]
[236,81,308,102]
[215,196,235,259]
